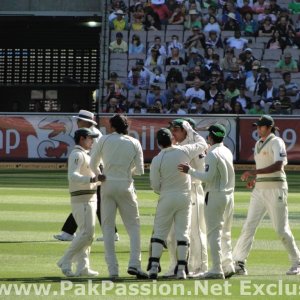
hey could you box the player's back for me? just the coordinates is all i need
[155,146,192,194]
[100,133,143,181]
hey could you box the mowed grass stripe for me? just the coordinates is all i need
[1,170,300,300]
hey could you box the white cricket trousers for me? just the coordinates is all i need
[151,191,191,264]
[233,188,300,264]
[59,195,97,272]
[101,180,141,276]
[205,191,234,274]
[166,184,208,273]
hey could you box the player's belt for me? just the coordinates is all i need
[256,177,286,182]
[70,190,97,196]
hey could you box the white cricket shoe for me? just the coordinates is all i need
[76,268,99,277]
[149,263,159,279]
[197,272,225,280]
[176,269,187,280]
[53,232,75,241]
[286,263,300,275]
[57,262,75,277]
[96,233,120,242]
[234,261,248,275]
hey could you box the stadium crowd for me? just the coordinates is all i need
[103,0,300,115]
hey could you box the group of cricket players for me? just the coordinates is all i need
[56,111,300,280]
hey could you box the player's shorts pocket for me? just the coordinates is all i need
[278,189,288,205]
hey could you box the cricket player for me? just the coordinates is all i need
[53,110,119,242]
[90,114,148,279]
[233,115,300,276]
[178,124,235,279]
[57,128,105,277]
[148,126,207,280]
[164,118,208,277]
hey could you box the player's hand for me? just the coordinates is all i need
[178,163,190,174]
[97,174,106,182]
[241,171,251,182]
[182,121,196,142]
[246,179,256,189]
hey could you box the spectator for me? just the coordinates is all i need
[222,1,243,26]
[257,6,277,24]
[275,15,294,38]
[167,34,184,56]
[184,9,202,30]
[109,32,128,53]
[129,34,145,54]
[241,12,258,37]
[256,65,271,96]
[269,100,290,115]
[221,48,238,75]
[145,48,164,67]
[289,0,300,14]
[188,97,208,114]
[243,48,257,72]
[110,10,129,30]
[209,100,227,114]
[185,78,206,105]
[167,99,187,114]
[128,92,147,114]
[275,52,299,73]
[280,72,299,97]
[252,0,269,14]
[248,100,265,114]
[272,86,292,113]
[269,0,281,15]
[186,48,205,69]
[131,4,145,31]
[204,53,222,76]
[110,0,128,14]
[185,65,206,88]
[232,101,246,114]
[285,29,299,49]
[266,29,286,50]
[224,81,240,103]
[150,0,171,25]
[258,16,275,37]
[231,84,252,112]
[105,97,125,113]
[202,5,221,25]
[238,0,254,15]
[146,83,168,107]
[149,66,166,84]
[168,5,185,25]
[246,64,260,92]
[127,66,149,90]
[223,13,240,31]
[205,30,223,49]
[261,78,279,106]
[203,15,221,35]
[143,8,161,31]
[184,26,206,51]
[226,30,249,50]
[164,79,184,102]
[225,65,245,89]
[166,47,185,65]
[148,36,167,57]
[166,67,184,85]
[205,81,220,108]
[184,0,202,14]
[147,99,165,113]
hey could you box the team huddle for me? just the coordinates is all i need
[56,111,300,279]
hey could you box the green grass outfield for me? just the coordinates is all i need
[0,169,300,300]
